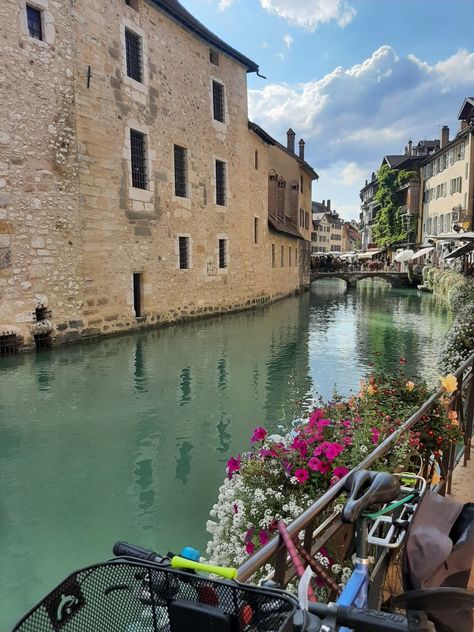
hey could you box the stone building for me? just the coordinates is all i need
[0,0,317,352]
[342,220,360,253]
[311,201,343,253]
[420,98,474,241]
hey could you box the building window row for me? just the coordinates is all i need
[423,177,463,202]
[271,243,298,267]
[178,237,228,270]
[423,142,466,180]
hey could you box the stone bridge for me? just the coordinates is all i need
[310,271,417,288]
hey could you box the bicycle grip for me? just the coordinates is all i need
[113,541,160,561]
[171,556,237,580]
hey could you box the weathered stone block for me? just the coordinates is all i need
[0,247,11,269]
[68,320,84,329]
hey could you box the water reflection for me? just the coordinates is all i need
[0,284,450,629]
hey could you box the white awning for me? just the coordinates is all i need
[357,249,381,259]
[429,232,474,242]
[395,249,415,263]
[444,242,474,259]
[411,246,434,260]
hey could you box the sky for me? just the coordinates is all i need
[180,0,474,220]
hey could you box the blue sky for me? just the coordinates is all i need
[181,0,474,219]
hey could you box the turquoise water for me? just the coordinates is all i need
[0,282,450,626]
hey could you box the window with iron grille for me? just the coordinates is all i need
[254,150,258,170]
[130,129,147,189]
[254,217,259,244]
[289,247,292,267]
[210,49,219,66]
[125,28,143,82]
[27,5,42,40]
[281,245,284,267]
[213,81,225,123]
[179,236,190,269]
[174,145,187,197]
[215,160,226,206]
[218,239,228,269]
[272,244,275,268]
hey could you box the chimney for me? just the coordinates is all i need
[441,126,449,148]
[287,128,295,153]
[299,138,305,160]
[404,145,408,155]
[408,140,412,156]
[326,199,331,211]
[322,200,325,207]
[460,119,469,132]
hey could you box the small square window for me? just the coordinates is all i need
[26,5,42,40]
[210,49,219,66]
[125,28,143,83]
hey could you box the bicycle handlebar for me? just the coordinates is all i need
[113,541,164,562]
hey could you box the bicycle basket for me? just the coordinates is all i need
[12,560,298,632]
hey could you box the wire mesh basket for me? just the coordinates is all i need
[12,560,298,632]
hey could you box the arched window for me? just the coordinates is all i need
[277,176,286,221]
[268,170,278,217]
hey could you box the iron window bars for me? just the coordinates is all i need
[174,146,187,197]
[27,5,42,40]
[130,129,147,189]
[125,28,143,82]
[212,81,225,123]
[219,239,227,268]
[215,160,226,206]
[179,237,189,269]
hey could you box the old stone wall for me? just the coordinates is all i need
[0,0,313,351]
[0,0,84,348]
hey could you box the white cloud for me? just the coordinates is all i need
[218,0,235,9]
[283,34,294,49]
[262,41,270,49]
[249,46,474,219]
[259,0,356,31]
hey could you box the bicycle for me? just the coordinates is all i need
[11,469,474,631]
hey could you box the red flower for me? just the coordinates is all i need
[251,426,268,443]
[294,468,309,483]
[333,466,349,479]
[399,357,407,364]
[227,455,241,479]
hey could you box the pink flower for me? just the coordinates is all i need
[333,466,350,479]
[316,419,331,429]
[308,408,324,427]
[233,503,239,514]
[313,441,331,456]
[245,541,255,555]
[227,456,241,479]
[370,427,381,445]
[259,448,272,458]
[342,436,353,446]
[251,426,268,443]
[342,420,352,428]
[308,458,331,474]
[245,528,254,542]
[325,442,345,461]
[294,468,309,483]
[259,530,269,546]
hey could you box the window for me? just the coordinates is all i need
[174,145,187,197]
[300,175,304,194]
[218,239,228,269]
[212,81,225,123]
[133,273,142,318]
[130,129,147,189]
[295,248,298,266]
[271,244,275,268]
[254,217,259,244]
[125,29,143,82]
[210,49,219,65]
[254,150,258,170]
[179,236,190,269]
[281,245,284,267]
[26,5,42,40]
[305,212,309,229]
[215,160,226,205]
[299,209,304,227]
[289,247,292,267]
[276,178,285,220]
[125,0,139,9]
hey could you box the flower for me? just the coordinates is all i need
[366,384,377,396]
[406,381,415,391]
[370,427,381,444]
[294,468,309,484]
[448,410,459,426]
[245,541,255,555]
[333,466,350,479]
[399,357,407,364]
[258,530,269,546]
[308,457,331,474]
[251,426,268,442]
[227,456,241,479]
[440,374,457,394]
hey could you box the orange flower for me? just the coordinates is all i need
[448,410,459,426]
[440,374,458,395]
[366,384,377,396]
[406,381,415,392]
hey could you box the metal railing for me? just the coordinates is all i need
[237,351,474,584]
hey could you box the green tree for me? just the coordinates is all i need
[372,165,416,247]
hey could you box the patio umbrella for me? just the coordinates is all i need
[395,249,415,263]
[412,247,434,260]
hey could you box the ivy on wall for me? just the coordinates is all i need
[372,165,416,247]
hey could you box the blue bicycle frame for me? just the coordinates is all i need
[335,517,370,632]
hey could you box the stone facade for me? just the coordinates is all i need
[0,0,317,351]
[311,202,343,253]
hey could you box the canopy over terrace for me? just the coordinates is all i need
[357,249,382,260]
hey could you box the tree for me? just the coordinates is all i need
[372,165,416,247]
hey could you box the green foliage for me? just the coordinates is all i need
[372,165,416,247]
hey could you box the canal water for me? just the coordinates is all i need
[0,281,450,627]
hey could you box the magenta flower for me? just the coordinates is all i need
[342,436,353,446]
[259,530,269,546]
[308,457,331,474]
[245,541,255,555]
[251,426,268,443]
[333,466,350,479]
[227,455,241,479]
[324,442,345,461]
[308,408,324,427]
[317,419,331,429]
[259,448,272,458]
[308,457,321,471]
[342,420,352,428]
[233,503,239,514]
[313,441,331,456]
[370,427,381,444]
[245,527,254,542]
[294,468,309,484]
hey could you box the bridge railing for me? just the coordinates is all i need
[237,351,474,585]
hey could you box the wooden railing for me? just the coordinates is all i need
[237,352,474,585]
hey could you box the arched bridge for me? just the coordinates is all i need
[310,271,417,288]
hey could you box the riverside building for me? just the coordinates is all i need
[0,0,317,351]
